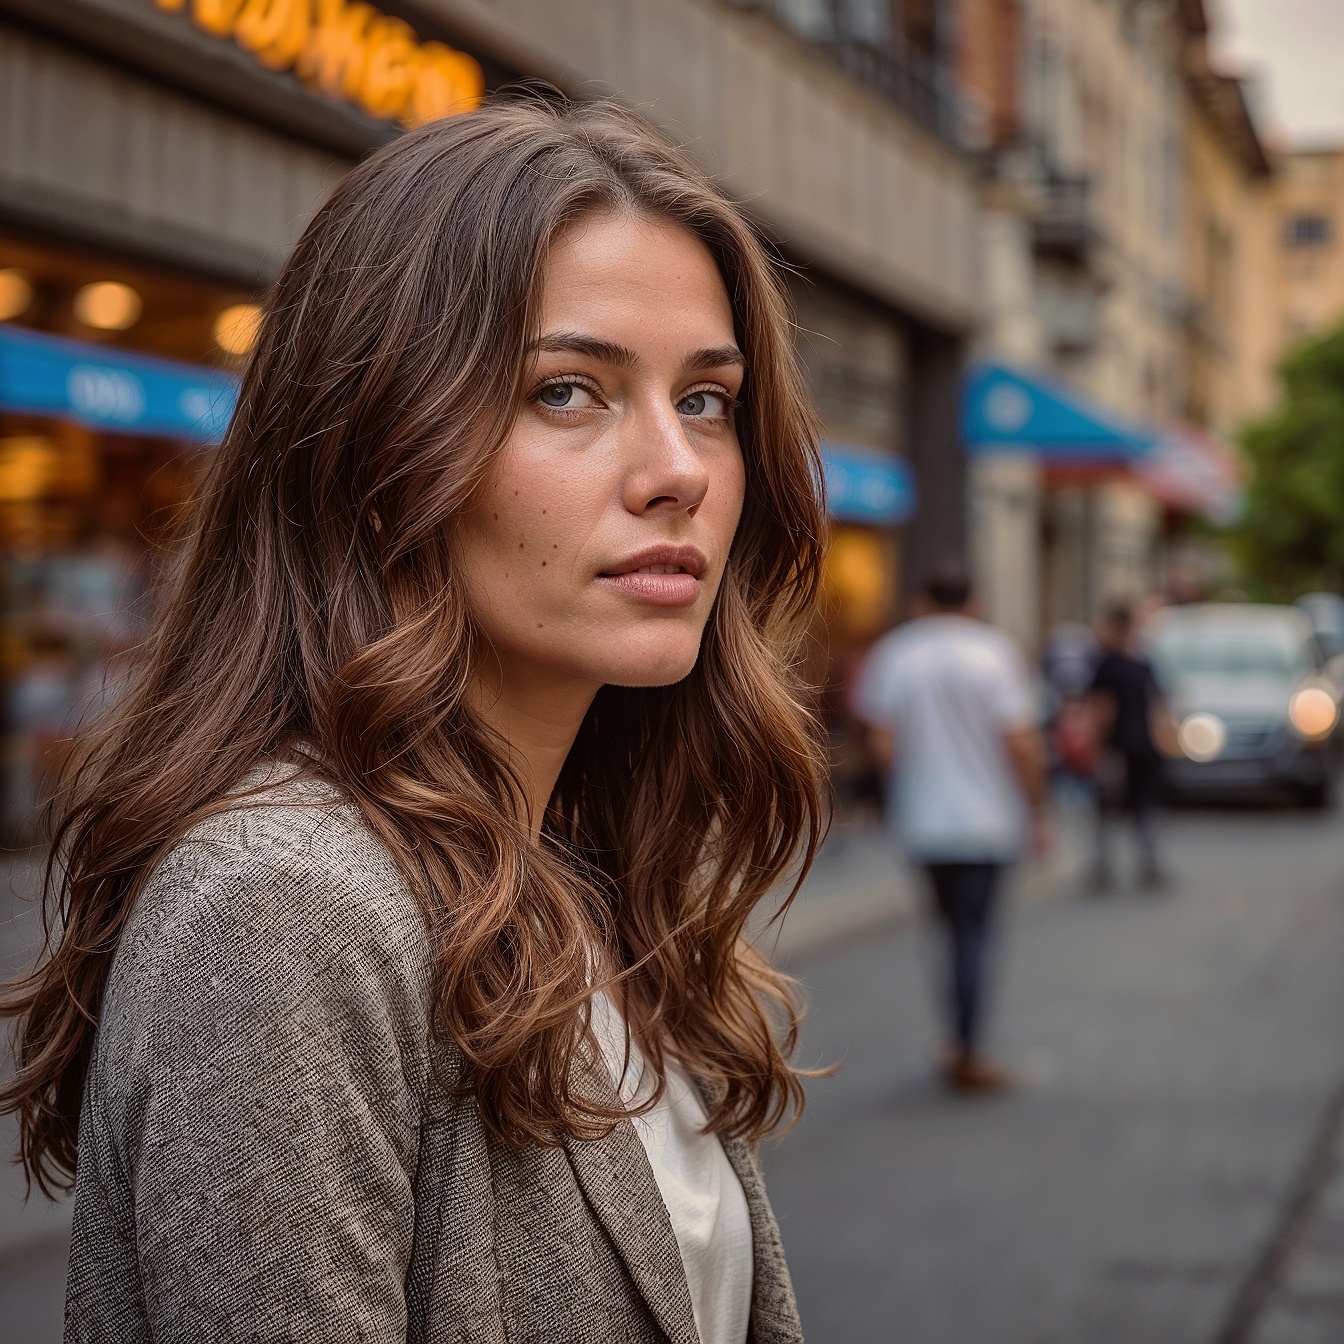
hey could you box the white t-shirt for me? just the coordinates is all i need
[854,614,1037,861]
[589,991,753,1344]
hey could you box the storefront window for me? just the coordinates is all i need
[0,234,245,842]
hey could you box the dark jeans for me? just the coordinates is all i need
[923,862,1004,1054]
[1094,750,1165,882]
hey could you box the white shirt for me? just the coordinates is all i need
[854,614,1036,861]
[589,991,753,1344]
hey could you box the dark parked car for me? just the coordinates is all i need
[1147,603,1341,807]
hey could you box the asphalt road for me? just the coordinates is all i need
[765,802,1344,1344]
[5,801,1344,1342]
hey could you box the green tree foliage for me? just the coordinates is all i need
[1234,321,1344,599]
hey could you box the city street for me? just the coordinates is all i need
[5,799,1344,1341]
[767,802,1344,1344]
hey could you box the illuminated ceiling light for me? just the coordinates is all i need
[74,281,142,331]
[0,269,33,322]
[213,303,262,356]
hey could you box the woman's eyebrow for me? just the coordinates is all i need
[683,345,746,374]
[526,334,745,375]
[528,332,637,366]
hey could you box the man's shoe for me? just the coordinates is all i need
[1086,868,1115,895]
[943,1051,1015,1095]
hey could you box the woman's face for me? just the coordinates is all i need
[458,212,746,696]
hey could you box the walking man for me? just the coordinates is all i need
[854,561,1047,1093]
[1087,599,1170,891]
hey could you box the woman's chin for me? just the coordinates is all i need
[593,636,704,689]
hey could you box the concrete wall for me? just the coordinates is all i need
[415,0,981,336]
[969,451,1039,647]
[0,20,352,284]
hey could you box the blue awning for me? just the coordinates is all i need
[963,362,1155,460]
[0,323,239,443]
[822,441,916,525]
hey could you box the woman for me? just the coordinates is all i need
[2,97,827,1342]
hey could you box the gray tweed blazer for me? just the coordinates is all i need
[65,770,804,1343]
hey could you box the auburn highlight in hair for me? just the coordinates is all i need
[2,96,829,1196]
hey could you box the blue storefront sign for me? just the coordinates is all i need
[0,324,239,443]
[962,362,1155,460]
[821,441,917,525]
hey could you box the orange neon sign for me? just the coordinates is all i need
[154,0,485,128]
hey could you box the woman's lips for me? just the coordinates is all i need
[596,567,701,607]
[596,546,707,607]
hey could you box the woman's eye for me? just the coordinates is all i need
[676,389,731,418]
[536,381,596,410]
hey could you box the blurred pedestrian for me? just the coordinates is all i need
[1087,599,1172,891]
[1042,622,1102,794]
[855,561,1047,1094]
[0,98,828,1343]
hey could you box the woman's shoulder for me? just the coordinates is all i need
[86,762,446,1185]
[159,759,407,893]
[111,761,434,1023]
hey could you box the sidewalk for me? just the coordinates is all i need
[1244,1088,1344,1344]
[0,851,70,1266]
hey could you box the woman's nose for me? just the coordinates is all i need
[621,399,711,517]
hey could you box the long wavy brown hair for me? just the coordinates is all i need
[2,95,829,1196]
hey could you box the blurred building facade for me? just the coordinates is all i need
[958,0,1187,647]
[957,0,1252,648]
[1180,5,1270,442]
[1235,147,1344,421]
[0,0,981,833]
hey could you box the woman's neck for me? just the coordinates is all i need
[466,660,599,841]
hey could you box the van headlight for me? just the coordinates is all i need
[1178,712,1227,761]
[1289,685,1338,740]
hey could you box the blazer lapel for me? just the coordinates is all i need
[719,1132,805,1344]
[563,1052,700,1344]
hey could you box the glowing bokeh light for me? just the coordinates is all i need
[213,303,262,356]
[1288,686,1337,739]
[1178,712,1227,762]
[0,269,32,322]
[74,281,142,331]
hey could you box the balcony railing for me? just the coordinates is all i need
[731,1,963,146]
[1031,173,1097,261]
[818,39,958,142]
